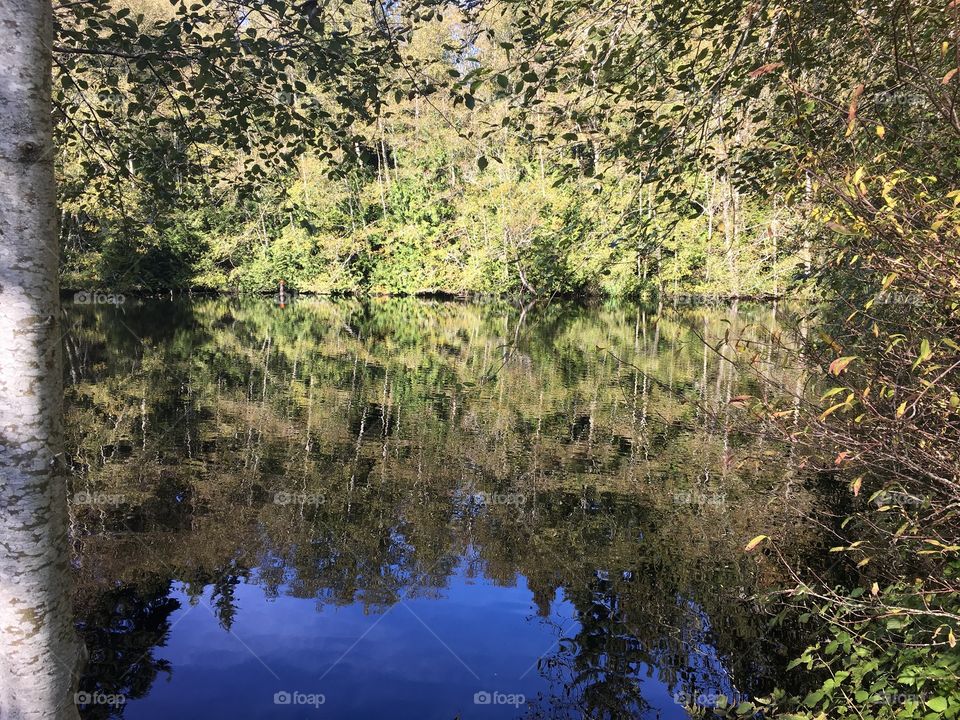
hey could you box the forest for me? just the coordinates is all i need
[55,0,813,299]
[0,0,957,719]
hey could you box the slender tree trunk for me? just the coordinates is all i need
[722,186,737,297]
[378,116,390,186]
[771,195,780,298]
[723,181,741,297]
[803,171,814,277]
[649,186,663,297]
[705,171,715,290]
[0,1,84,718]
[377,155,387,217]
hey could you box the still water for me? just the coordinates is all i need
[64,298,815,719]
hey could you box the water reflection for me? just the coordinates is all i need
[64,298,815,719]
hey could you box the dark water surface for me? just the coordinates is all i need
[64,298,816,719]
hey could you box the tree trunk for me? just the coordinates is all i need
[0,1,84,718]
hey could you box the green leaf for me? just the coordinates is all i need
[926,697,948,712]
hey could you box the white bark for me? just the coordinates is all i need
[0,1,84,718]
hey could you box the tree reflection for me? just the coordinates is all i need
[75,584,177,720]
[64,298,821,717]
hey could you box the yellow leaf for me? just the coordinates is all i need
[821,387,846,401]
[896,401,908,418]
[829,356,857,375]
[851,476,863,496]
[821,396,853,420]
[871,582,879,595]
[819,330,843,353]
[744,535,768,552]
[876,124,885,138]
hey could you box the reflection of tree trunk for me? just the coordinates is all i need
[701,315,709,422]
[0,1,84,717]
[304,374,314,478]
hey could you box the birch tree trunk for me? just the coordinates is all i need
[0,1,84,718]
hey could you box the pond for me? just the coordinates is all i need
[64,297,819,720]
